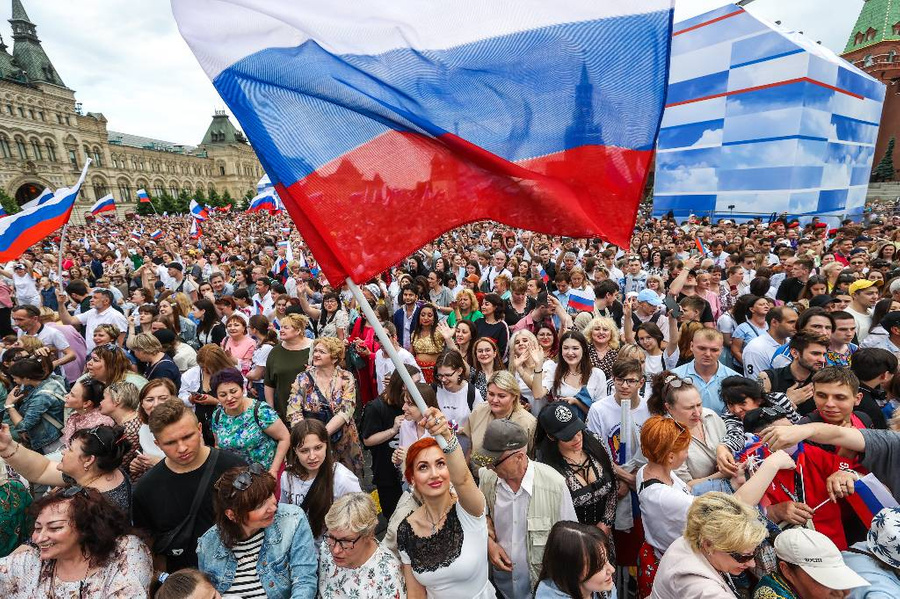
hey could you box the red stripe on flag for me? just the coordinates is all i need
[277,130,650,283]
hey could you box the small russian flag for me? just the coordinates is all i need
[539,266,549,284]
[694,237,709,256]
[137,189,151,203]
[272,318,281,331]
[190,219,202,239]
[150,229,163,240]
[130,229,141,240]
[89,194,116,216]
[568,291,593,313]
[254,299,265,315]
[845,473,899,527]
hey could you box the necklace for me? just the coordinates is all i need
[424,500,453,535]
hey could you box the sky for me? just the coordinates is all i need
[14,0,866,146]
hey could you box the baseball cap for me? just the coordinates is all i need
[849,279,880,295]
[13,263,25,270]
[471,419,528,467]
[637,289,663,307]
[774,528,869,590]
[854,235,873,244]
[465,274,480,284]
[867,507,900,568]
[808,294,836,309]
[538,402,586,442]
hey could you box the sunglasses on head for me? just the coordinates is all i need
[663,374,694,389]
[60,485,90,498]
[218,462,266,498]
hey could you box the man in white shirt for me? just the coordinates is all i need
[477,420,577,599]
[846,279,880,342]
[251,277,275,314]
[55,287,128,352]
[12,304,76,372]
[480,251,512,292]
[742,306,798,377]
[165,262,197,301]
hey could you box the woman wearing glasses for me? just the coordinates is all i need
[318,492,405,599]
[0,486,152,597]
[197,464,317,598]
[647,371,727,485]
[83,342,148,390]
[0,423,134,513]
[636,416,792,597]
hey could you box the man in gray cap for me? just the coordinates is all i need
[475,419,576,599]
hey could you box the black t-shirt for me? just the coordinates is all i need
[360,398,403,488]
[132,448,246,572]
[475,319,509,357]
[145,357,182,390]
[675,293,715,325]
[776,277,805,303]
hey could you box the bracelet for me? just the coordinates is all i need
[3,404,14,410]
[533,369,543,374]
[0,442,19,460]
[442,434,460,454]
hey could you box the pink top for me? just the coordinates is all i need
[62,409,115,447]
[223,335,256,375]
[48,322,86,383]
[0,279,11,309]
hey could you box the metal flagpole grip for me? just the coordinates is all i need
[345,278,448,449]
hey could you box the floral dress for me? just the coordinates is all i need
[211,400,280,469]
[588,346,619,381]
[286,366,365,478]
[317,540,405,599]
[0,479,31,558]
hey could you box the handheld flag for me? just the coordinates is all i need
[0,160,91,261]
[150,229,163,240]
[254,298,265,315]
[539,266,550,284]
[844,473,899,527]
[189,199,209,221]
[694,237,709,256]
[568,291,594,313]
[247,189,278,213]
[136,188,151,203]
[20,188,53,211]
[189,219,202,239]
[90,194,116,216]
[173,0,674,283]
[276,239,294,262]
[130,229,141,240]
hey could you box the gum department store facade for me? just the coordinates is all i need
[0,0,263,220]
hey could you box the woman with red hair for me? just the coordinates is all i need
[397,407,494,598]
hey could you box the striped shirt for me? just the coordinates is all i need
[228,529,267,598]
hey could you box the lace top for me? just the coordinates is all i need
[412,332,444,356]
[397,503,495,598]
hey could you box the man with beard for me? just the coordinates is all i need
[758,331,828,416]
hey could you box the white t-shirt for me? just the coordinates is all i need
[541,362,607,410]
[741,332,781,378]
[516,358,554,417]
[847,306,873,342]
[138,423,165,458]
[75,306,129,352]
[12,271,38,300]
[374,347,420,395]
[436,383,484,431]
[21,325,70,359]
[278,462,361,507]
[586,394,651,469]
[636,466,694,557]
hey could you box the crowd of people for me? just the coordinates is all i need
[0,209,898,598]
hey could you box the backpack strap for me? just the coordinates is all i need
[467,381,476,411]
[639,478,664,492]
[253,400,263,431]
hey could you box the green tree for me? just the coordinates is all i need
[175,190,192,214]
[207,188,220,205]
[875,136,896,182]
[158,192,179,215]
[0,188,20,216]
[192,187,207,204]
[220,189,233,208]
[238,190,253,211]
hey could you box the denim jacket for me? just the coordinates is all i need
[197,503,317,599]
[5,375,65,450]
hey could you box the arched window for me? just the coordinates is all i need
[30,139,42,161]
[15,136,27,159]
[45,141,56,162]
[92,148,103,167]
[0,136,11,159]
[118,182,131,201]
[169,184,178,196]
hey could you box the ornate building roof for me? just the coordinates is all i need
[107,130,198,154]
[9,0,63,87]
[844,0,900,54]
[200,110,248,145]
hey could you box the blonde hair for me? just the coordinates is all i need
[279,313,309,332]
[455,288,478,312]
[323,492,378,538]
[316,336,345,364]
[509,329,540,359]
[583,316,621,350]
[684,492,767,554]
[39,307,59,323]
[487,370,521,411]
[173,292,193,320]
[94,324,121,342]
[616,343,644,363]
[106,381,141,411]
[131,332,162,354]
[16,335,43,352]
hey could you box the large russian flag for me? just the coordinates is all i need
[90,194,116,216]
[189,199,209,221]
[136,188,151,203]
[845,473,899,527]
[247,190,278,213]
[0,161,90,261]
[172,0,674,283]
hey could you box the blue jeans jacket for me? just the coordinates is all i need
[197,503,317,599]
[4,375,65,451]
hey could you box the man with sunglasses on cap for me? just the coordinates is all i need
[476,419,576,599]
[132,399,245,573]
[753,528,869,598]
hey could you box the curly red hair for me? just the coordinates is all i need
[404,437,440,484]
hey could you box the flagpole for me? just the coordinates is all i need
[57,223,68,293]
[345,277,447,449]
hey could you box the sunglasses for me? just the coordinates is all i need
[727,548,758,563]
[60,485,90,498]
[488,449,523,470]
[663,374,694,389]
[218,462,266,497]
